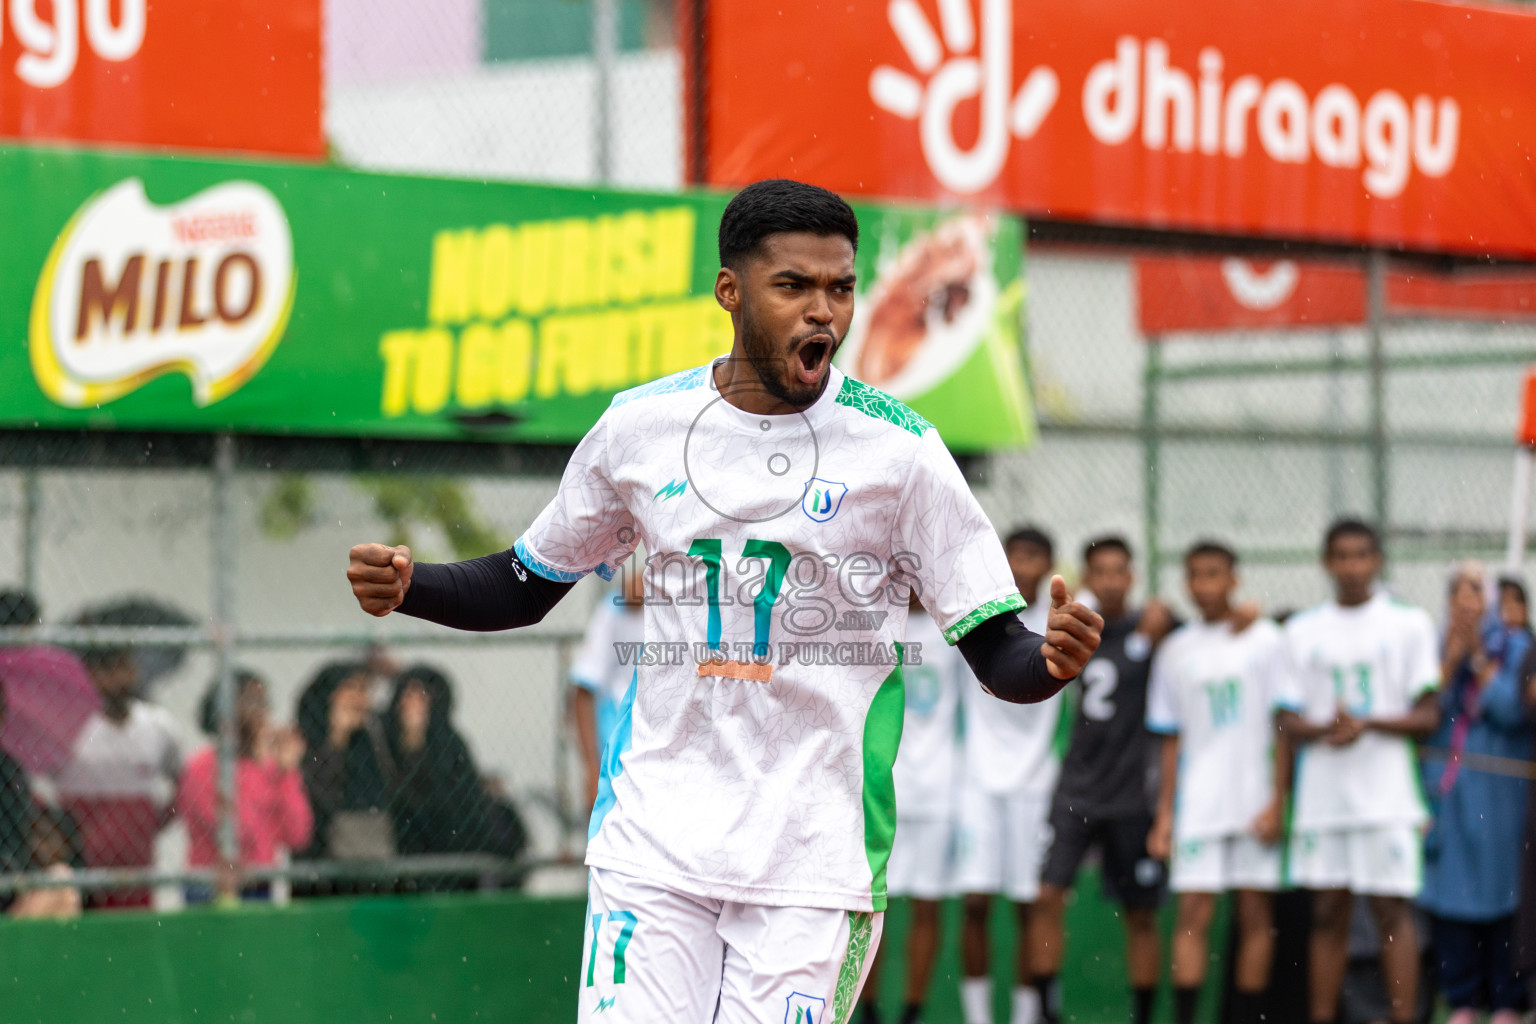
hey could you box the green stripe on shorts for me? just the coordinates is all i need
[832,911,875,1024]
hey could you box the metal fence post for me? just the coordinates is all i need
[212,434,240,890]
[554,638,576,857]
[1143,337,1163,595]
[21,471,39,596]
[1366,251,1389,540]
[593,0,617,183]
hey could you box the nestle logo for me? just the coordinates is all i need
[172,211,259,245]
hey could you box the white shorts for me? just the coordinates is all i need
[578,867,884,1024]
[1170,834,1283,893]
[953,788,1052,903]
[887,817,954,901]
[1287,824,1424,897]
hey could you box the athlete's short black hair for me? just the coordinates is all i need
[1323,518,1381,558]
[1083,535,1133,566]
[1185,540,1238,569]
[718,179,859,270]
[1004,525,1054,562]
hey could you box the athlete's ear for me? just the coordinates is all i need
[715,266,741,313]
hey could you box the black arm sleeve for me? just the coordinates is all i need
[954,611,1070,704]
[394,548,576,631]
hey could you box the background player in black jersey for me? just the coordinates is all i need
[1029,536,1175,1024]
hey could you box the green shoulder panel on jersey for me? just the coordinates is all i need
[943,592,1028,645]
[834,376,932,436]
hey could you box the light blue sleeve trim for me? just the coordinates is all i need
[1146,719,1180,736]
[570,673,603,692]
[513,536,590,583]
[608,365,710,408]
[593,563,617,582]
[1272,697,1304,713]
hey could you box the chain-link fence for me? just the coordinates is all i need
[0,434,626,912]
[980,248,1535,622]
[327,0,681,189]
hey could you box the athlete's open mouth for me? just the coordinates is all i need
[794,336,832,386]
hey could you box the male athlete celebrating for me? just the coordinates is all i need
[347,180,1103,1023]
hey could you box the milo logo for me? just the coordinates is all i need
[30,178,294,408]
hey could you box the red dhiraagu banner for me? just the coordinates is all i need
[1137,256,1536,333]
[699,0,1536,257]
[0,0,322,156]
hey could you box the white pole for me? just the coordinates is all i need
[1508,447,1534,572]
[593,0,617,184]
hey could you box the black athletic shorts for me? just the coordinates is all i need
[1039,805,1166,910]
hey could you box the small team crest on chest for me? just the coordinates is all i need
[785,993,825,1024]
[802,479,848,523]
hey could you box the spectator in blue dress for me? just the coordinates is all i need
[1420,566,1533,1024]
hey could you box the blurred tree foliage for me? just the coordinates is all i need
[259,475,504,561]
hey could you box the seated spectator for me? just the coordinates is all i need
[177,669,312,902]
[296,661,397,872]
[1422,567,1533,1024]
[384,665,526,890]
[0,679,34,915]
[0,677,32,877]
[8,807,84,920]
[50,644,181,908]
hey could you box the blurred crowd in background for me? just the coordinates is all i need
[0,594,527,916]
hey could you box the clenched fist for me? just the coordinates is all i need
[348,543,413,616]
[1042,575,1104,680]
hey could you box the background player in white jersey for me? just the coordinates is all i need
[955,526,1065,1024]
[569,565,646,809]
[1145,542,1288,1024]
[859,596,965,1024]
[1275,519,1440,1024]
[345,179,1104,1024]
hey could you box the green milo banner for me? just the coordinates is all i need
[0,144,1034,449]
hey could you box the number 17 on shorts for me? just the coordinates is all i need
[582,905,639,1015]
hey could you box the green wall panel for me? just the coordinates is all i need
[0,872,1227,1024]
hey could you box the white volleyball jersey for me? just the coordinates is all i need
[571,596,646,748]
[516,362,1021,912]
[892,611,963,820]
[1275,592,1440,830]
[1145,618,1285,842]
[959,597,1064,798]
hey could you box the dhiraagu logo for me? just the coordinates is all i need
[30,177,294,409]
[802,479,848,523]
[785,993,825,1024]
